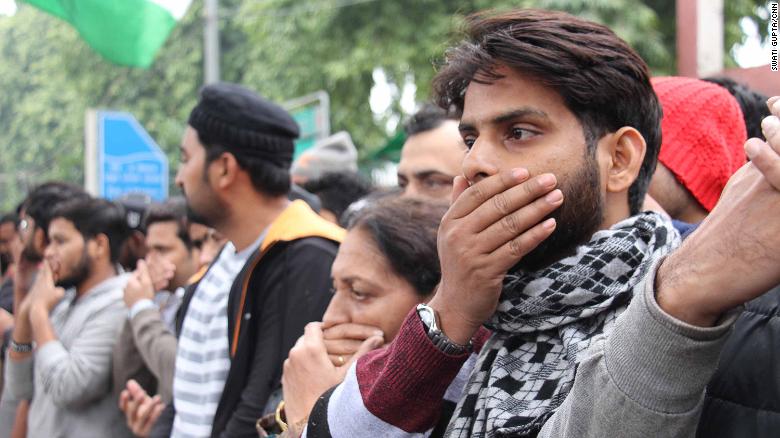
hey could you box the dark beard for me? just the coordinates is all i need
[21,239,43,265]
[56,248,91,290]
[21,247,43,265]
[511,154,604,273]
[185,203,213,228]
[182,185,228,229]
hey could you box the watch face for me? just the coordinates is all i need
[417,304,435,329]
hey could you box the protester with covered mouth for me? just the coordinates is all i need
[260,197,450,436]
[301,9,780,438]
[5,197,133,437]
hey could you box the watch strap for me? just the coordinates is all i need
[428,329,472,355]
[10,340,33,353]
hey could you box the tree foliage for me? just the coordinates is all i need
[0,1,204,209]
[0,0,771,210]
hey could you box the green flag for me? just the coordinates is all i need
[23,0,192,68]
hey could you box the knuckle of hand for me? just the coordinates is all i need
[532,198,552,218]
[525,179,540,197]
[470,184,487,204]
[493,193,510,214]
[443,229,458,246]
[508,237,526,258]
[502,213,520,235]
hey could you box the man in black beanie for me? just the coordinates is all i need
[146,82,345,438]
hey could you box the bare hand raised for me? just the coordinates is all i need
[118,379,164,438]
[747,96,780,189]
[144,253,175,292]
[123,259,157,309]
[321,322,384,366]
[282,322,383,433]
[428,168,561,344]
[27,261,64,315]
[656,96,780,326]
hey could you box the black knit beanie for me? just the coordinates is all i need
[188,82,300,168]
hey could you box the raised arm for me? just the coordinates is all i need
[540,97,780,438]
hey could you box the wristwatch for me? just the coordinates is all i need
[416,303,472,355]
[10,340,33,353]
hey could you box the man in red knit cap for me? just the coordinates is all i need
[648,76,747,228]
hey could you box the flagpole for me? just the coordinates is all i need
[204,0,220,84]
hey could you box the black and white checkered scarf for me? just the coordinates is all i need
[447,212,679,437]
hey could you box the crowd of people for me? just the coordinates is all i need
[0,7,778,438]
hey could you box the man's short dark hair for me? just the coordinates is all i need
[704,76,770,141]
[349,196,448,297]
[23,182,90,240]
[303,172,373,223]
[403,104,457,137]
[199,134,292,197]
[144,197,192,249]
[51,198,130,264]
[433,9,662,214]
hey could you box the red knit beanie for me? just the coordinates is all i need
[652,76,747,211]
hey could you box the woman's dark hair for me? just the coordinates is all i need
[433,9,662,215]
[348,196,448,297]
[51,197,130,264]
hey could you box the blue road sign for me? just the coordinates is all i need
[97,111,168,201]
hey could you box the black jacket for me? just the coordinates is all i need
[697,285,780,437]
[214,236,338,437]
[152,201,343,438]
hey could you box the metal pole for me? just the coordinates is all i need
[676,0,724,77]
[204,0,220,84]
[84,109,99,196]
[676,0,698,77]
